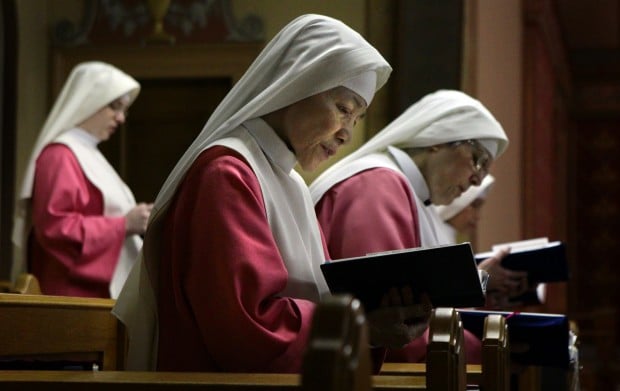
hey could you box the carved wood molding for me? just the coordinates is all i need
[52,43,262,96]
[53,0,264,47]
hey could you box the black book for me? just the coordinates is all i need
[320,242,486,313]
[457,309,570,368]
[475,238,568,283]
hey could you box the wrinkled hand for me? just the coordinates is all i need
[366,287,432,349]
[478,247,528,297]
[125,203,154,236]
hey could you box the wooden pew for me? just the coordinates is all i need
[380,312,510,391]
[0,293,124,370]
[0,370,434,390]
[0,294,464,390]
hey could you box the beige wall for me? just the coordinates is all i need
[471,0,523,250]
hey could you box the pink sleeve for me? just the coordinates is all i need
[162,148,315,372]
[31,144,125,280]
[315,167,422,260]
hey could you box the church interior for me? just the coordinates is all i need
[1,0,619,389]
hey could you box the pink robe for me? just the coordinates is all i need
[157,146,317,373]
[315,167,481,364]
[29,144,126,298]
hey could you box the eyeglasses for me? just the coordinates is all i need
[450,139,492,179]
[107,99,129,117]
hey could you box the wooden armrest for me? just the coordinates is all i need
[11,273,41,294]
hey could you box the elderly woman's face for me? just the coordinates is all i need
[279,86,367,171]
[424,141,491,205]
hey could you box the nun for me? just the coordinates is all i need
[113,14,431,373]
[310,89,524,363]
[12,61,152,299]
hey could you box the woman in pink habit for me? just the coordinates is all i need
[113,14,432,373]
[311,89,527,364]
[12,62,152,298]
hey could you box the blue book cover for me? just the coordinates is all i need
[458,309,570,368]
[475,239,568,283]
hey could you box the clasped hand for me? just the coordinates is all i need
[366,287,432,349]
[125,202,154,236]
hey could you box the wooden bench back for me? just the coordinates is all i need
[302,294,371,391]
[426,307,467,391]
[0,293,430,390]
[481,314,510,391]
[379,312,512,390]
[0,293,125,370]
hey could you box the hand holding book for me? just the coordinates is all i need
[366,289,432,349]
[477,247,529,296]
[475,237,569,283]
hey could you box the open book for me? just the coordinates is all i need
[475,237,568,283]
[457,309,570,368]
[320,242,486,312]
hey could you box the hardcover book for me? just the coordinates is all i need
[475,237,568,283]
[457,309,570,368]
[320,242,486,312]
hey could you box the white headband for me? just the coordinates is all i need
[341,71,377,105]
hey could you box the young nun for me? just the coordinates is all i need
[310,89,528,363]
[12,62,152,299]
[113,14,431,373]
